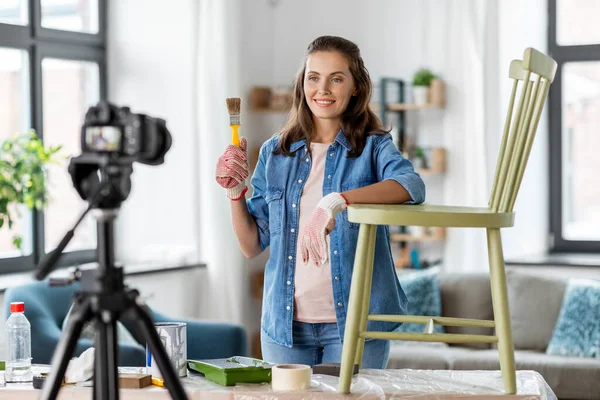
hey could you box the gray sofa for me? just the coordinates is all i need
[387,270,600,400]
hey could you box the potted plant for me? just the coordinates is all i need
[412,68,436,105]
[412,146,428,169]
[0,131,62,250]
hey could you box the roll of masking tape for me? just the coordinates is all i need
[271,364,312,391]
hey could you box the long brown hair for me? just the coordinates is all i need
[275,35,388,158]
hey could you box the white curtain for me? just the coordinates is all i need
[195,0,250,325]
[441,0,499,273]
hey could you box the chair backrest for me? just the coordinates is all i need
[489,48,557,213]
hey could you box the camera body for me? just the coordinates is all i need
[81,101,172,166]
[69,101,172,206]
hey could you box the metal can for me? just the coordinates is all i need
[146,322,187,378]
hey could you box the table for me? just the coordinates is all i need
[0,367,556,400]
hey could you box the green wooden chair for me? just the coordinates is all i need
[338,48,557,394]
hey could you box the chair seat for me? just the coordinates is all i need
[347,204,514,228]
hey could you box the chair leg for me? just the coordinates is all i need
[338,224,372,393]
[487,228,517,394]
[354,224,377,367]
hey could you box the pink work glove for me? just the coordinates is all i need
[215,137,249,200]
[300,192,348,266]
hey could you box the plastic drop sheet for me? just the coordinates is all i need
[204,369,556,400]
[127,368,556,400]
[0,367,556,400]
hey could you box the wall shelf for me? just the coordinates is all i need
[413,147,447,176]
[377,77,447,269]
[249,86,292,113]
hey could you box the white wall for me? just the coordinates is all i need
[107,0,200,267]
[498,0,549,260]
[104,0,554,280]
[105,0,553,266]
[240,0,549,266]
[241,0,448,272]
[241,0,440,145]
[101,0,558,342]
[0,0,565,361]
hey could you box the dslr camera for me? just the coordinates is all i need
[69,101,172,207]
[81,101,172,166]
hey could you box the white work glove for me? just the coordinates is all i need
[300,192,348,266]
[215,137,249,200]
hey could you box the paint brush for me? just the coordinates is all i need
[226,97,241,146]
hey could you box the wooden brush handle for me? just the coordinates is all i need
[231,125,240,147]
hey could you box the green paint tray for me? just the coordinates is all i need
[187,356,276,386]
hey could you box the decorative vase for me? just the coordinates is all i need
[412,157,425,169]
[412,86,429,105]
[429,78,445,107]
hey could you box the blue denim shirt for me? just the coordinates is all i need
[247,130,425,347]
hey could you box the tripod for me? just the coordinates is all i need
[35,154,189,400]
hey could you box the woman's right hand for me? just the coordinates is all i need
[216,137,249,200]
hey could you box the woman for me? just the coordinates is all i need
[216,35,425,368]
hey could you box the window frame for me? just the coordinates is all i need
[548,0,600,253]
[0,0,107,274]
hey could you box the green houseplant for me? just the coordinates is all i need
[0,130,62,249]
[412,146,428,169]
[412,68,436,105]
[412,68,436,87]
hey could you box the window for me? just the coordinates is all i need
[0,1,29,26]
[41,0,99,34]
[0,48,31,260]
[42,58,100,252]
[549,0,600,252]
[0,0,106,273]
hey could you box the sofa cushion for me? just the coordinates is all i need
[62,304,142,348]
[450,349,600,400]
[506,269,566,351]
[439,273,494,349]
[387,344,469,370]
[396,269,444,334]
[546,279,600,358]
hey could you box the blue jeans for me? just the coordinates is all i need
[261,321,390,368]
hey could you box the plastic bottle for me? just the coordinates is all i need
[5,302,32,382]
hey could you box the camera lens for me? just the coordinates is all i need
[139,117,172,166]
[81,102,171,166]
[89,101,112,124]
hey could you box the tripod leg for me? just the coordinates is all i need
[93,366,97,400]
[40,296,93,400]
[94,316,120,400]
[125,301,188,400]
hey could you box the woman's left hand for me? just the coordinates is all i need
[300,192,348,266]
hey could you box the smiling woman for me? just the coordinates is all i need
[304,51,357,136]
[215,35,425,369]
[276,35,387,158]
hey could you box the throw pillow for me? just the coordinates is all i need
[395,268,445,337]
[62,304,142,348]
[506,269,566,351]
[439,272,493,349]
[546,279,600,358]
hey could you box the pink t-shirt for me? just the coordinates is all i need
[294,142,337,323]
